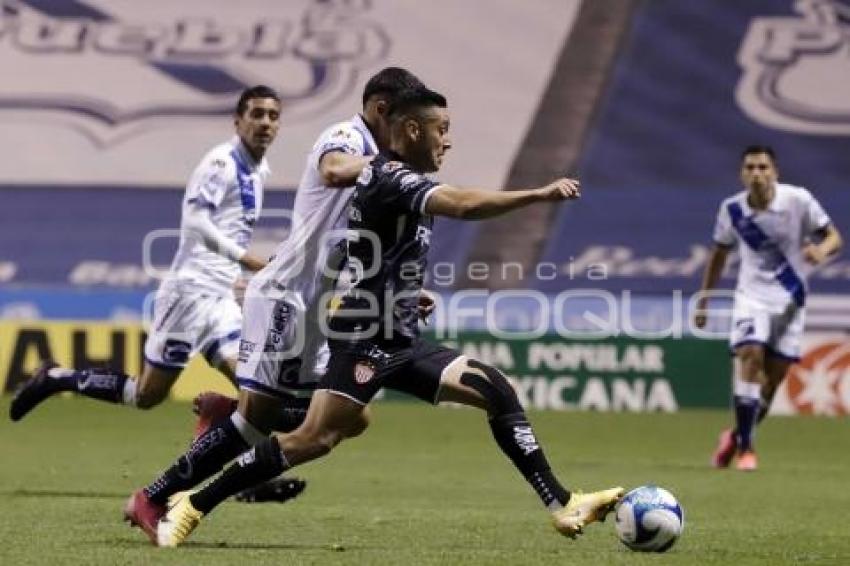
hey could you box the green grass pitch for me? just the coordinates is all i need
[0,397,848,565]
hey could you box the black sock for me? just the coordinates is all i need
[50,367,129,404]
[733,396,772,440]
[144,417,249,505]
[190,436,287,514]
[489,412,570,509]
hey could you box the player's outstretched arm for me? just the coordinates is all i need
[319,152,373,188]
[693,245,730,329]
[424,178,580,220]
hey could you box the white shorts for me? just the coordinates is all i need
[144,280,242,370]
[729,298,805,361]
[235,284,327,399]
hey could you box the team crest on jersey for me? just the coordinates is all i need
[0,0,390,144]
[382,161,404,173]
[399,173,422,190]
[737,0,850,135]
[353,361,376,384]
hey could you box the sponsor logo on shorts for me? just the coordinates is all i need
[238,340,256,363]
[354,361,375,384]
[163,339,192,364]
[735,318,755,337]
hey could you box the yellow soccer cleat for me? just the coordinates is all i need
[552,487,625,538]
[156,493,204,548]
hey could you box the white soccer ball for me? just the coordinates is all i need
[614,485,684,552]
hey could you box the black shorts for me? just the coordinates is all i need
[273,395,311,433]
[320,337,462,405]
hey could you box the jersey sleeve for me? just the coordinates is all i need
[186,154,232,210]
[315,123,366,163]
[377,161,440,213]
[800,188,831,235]
[712,201,736,247]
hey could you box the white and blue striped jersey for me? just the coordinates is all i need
[252,114,377,305]
[713,182,831,311]
[167,136,269,295]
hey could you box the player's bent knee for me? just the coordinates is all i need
[135,389,167,409]
[735,346,765,378]
[458,359,522,416]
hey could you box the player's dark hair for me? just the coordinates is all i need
[361,67,425,106]
[387,86,447,123]
[741,144,777,164]
[235,85,280,116]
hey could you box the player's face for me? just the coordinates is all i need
[235,97,281,158]
[740,153,777,193]
[412,106,451,173]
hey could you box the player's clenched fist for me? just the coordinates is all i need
[537,178,581,201]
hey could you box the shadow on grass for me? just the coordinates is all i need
[5,488,127,499]
[106,538,370,552]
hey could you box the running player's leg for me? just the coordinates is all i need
[420,349,621,536]
[189,348,374,511]
[157,352,372,546]
[141,388,276,503]
[758,304,802,424]
[142,290,295,508]
[9,354,175,421]
[183,389,366,519]
[717,302,771,469]
[759,355,793,421]
[731,345,765,458]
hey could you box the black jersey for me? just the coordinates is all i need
[331,151,440,341]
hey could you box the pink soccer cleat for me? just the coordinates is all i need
[735,450,758,472]
[711,428,737,469]
[192,391,237,440]
[123,489,166,545]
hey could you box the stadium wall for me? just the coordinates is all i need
[2,1,849,416]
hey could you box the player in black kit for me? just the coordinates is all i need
[157,86,624,547]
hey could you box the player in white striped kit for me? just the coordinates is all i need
[9,86,278,416]
[694,145,843,471]
[125,69,427,545]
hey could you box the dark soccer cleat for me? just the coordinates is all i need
[123,489,167,545]
[9,361,59,422]
[192,391,237,440]
[234,477,307,504]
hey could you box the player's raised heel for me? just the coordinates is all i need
[156,493,204,547]
[551,487,625,538]
[711,428,737,469]
[9,360,59,422]
[123,489,166,545]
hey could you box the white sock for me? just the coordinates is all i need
[230,411,266,445]
[122,379,138,406]
[46,367,75,379]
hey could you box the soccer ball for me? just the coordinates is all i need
[614,485,684,552]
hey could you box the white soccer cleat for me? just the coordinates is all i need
[552,487,625,538]
[156,493,204,548]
